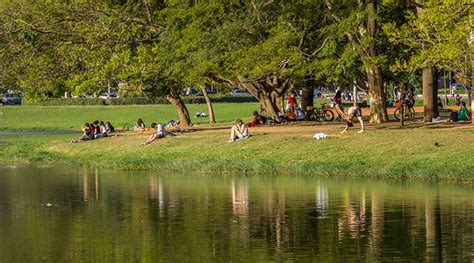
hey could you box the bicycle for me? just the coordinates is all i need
[306,103,335,122]
[393,101,415,121]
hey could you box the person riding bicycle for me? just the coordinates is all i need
[403,89,414,108]
[331,88,345,119]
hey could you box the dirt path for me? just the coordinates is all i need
[188,118,472,135]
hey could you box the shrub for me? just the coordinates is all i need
[23,95,258,106]
[23,98,106,106]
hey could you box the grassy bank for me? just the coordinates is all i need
[1,123,473,183]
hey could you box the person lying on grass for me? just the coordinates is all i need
[143,122,169,145]
[71,123,94,143]
[340,104,365,134]
[229,119,249,142]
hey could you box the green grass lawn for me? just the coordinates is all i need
[0,103,261,131]
[1,123,473,183]
[0,98,346,132]
[1,103,473,183]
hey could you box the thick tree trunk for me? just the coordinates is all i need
[199,85,216,125]
[258,93,283,120]
[301,86,314,112]
[237,75,290,121]
[361,0,388,124]
[366,66,388,123]
[208,74,290,121]
[166,95,192,127]
[423,67,437,122]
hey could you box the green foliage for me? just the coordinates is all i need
[23,98,108,106]
[22,95,257,106]
[0,0,472,100]
[384,0,473,83]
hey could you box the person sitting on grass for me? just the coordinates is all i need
[437,97,443,111]
[105,122,115,133]
[133,118,146,132]
[99,121,108,137]
[92,120,104,139]
[296,107,305,121]
[72,123,93,143]
[143,122,169,145]
[247,111,266,127]
[229,119,249,143]
[458,101,469,121]
[166,120,179,128]
[340,104,365,134]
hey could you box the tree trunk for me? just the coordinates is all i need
[199,85,216,125]
[423,67,437,122]
[366,66,388,123]
[301,86,314,112]
[259,94,282,120]
[237,75,291,121]
[400,83,408,126]
[166,95,192,127]
[362,0,388,124]
[433,70,439,118]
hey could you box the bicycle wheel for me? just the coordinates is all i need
[312,109,321,121]
[394,108,401,121]
[322,110,334,121]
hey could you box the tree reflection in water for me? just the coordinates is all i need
[0,167,472,262]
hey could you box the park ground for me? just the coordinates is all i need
[0,103,473,184]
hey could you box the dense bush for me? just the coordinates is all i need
[23,95,258,106]
[24,98,107,106]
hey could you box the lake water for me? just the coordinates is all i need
[0,166,472,262]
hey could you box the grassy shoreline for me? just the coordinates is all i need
[1,123,473,184]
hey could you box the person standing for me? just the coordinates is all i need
[340,104,365,134]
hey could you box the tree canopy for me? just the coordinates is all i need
[0,0,473,124]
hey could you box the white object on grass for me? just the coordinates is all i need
[313,133,328,140]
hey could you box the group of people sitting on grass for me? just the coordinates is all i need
[134,118,180,132]
[133,118,180,145]
[72,121,115,143]
[228,101,364,143]
[436,97,470,122]
[450,101,470,122]
[195,111,208,118]
[143,122,172,145]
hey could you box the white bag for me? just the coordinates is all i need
[313,133,328,140]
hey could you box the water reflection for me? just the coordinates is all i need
[315,184,328,219]
[0,166,472,262]
[231,179,248,218]
[425,194,442,262]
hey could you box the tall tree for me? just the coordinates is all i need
[322,0,389,123]
[385,0,473,120]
